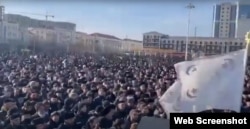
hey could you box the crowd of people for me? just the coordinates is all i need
[0,51,249,129]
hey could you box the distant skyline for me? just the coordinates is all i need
[1,0,238,40]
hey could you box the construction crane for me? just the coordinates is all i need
[18,12,55,21]
[11,12,55,53]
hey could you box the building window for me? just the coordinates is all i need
[181,41,184,44]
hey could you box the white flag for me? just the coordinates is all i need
[174,49,246,112]
[159,81,182,114]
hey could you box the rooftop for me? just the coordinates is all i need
[123,38,142,43]
[143,31,165,35]
[90,33,120,40]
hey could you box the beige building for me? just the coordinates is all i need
[143,31,246,55]
[28,27,57,43]
[0,21,21,43]
[55,28,75,45]
[28,27,75,44]
[90,33,122,53]
[121,39,143,52]
[73,32,95,52]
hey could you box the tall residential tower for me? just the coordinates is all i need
[213,0,250,38]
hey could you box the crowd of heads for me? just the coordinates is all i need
[0,51,249,129]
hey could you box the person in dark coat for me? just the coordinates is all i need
[97,104,116,129]
[31,117,47,129]
[123,109,140,129]
[31,102,49,123]
[75,103,90,129]
[57,112,76,129]
[47,111,61,129]
[93,88,106,109]
[4,113,26,129]
[113,100,129,120]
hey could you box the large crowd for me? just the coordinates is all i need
[0,52,249,129]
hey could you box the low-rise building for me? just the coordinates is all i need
[28,27,75,44]
[143,31,246,55]
[73,32,95,52]
[90,33,122,53]
[28,27,57,43]
[121,39,143,52]
[0,21,21,43]
[55,28,75,45]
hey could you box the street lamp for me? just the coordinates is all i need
[185,3,195,61]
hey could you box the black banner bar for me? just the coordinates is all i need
[170,113,250,129]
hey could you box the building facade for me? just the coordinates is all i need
[28,27,75,44]
[143,31,245,55]
[0,21,21,44]
[213,2,237,38]
[5,14,76,31]
[73,32,95,52]
[121,39,143,52]
[0,6,4,21]
[90,33,122,53]
[143,31,166,48]
[213,0,250,38]
[236,0,250,38]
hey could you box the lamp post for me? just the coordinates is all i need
[185,3,195,61]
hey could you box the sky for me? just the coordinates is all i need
[1,0,237,40]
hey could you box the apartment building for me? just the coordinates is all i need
[5,14,76,31]
[213,0,250,38]
[28,27,75,44]
[143,31,245,55]
[90,33,122,53]
[143,31,165,48]
[121,39,143,52]
[0,21,21,43]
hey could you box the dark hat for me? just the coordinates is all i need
[64,98,74,106]
[101,104,116,116]
[95,106,104,115]
[31,118,45,125]
[64,112,75,120]
[51,111,60,117]
[24,101,33,107]
[10,113,20,120]
[7,108,19,117]
[4,98,15,103]
[102,100,110,108]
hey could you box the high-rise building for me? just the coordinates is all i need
[0,6,4,21]
[213,0,250,38]
[213,2,237,38]
[236,0,250,38]
[0,6,5,43]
